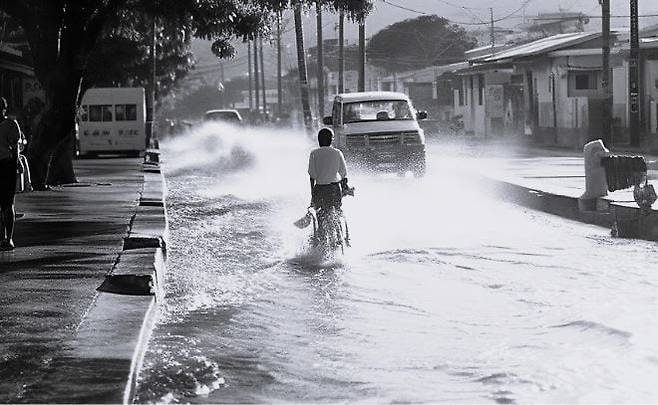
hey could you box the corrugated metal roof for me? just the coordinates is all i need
[381,62,468,83]
[472,32,600,63]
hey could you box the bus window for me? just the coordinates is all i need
[89,105,102,122]
[102,105,113,121]
[126,104,137,121]
[115,104,126,121]
[81,105,88,122]
[115,104,137,121]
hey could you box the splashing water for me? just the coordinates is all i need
[135,122,658,404]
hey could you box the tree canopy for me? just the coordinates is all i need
[0,0,373,188]
[366,15,477,73]
[84,9,194,101]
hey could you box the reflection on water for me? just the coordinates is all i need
[135,122,658,404]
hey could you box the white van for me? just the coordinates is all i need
[323,91,427,176]
[78,87,146,156]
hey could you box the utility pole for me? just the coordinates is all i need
[294,2,313,132]
[277,11,283,117]
[254,38,260,116]
[629,0,641,146]
[259,36,267,117]
[316,2,325,118]
[148,16,157,148]
[600,0,612,144]
[248,40,253,112]
[358,19,366,92]
[490,8,495,50]
[219,62,225,108]
[338,8,345,93]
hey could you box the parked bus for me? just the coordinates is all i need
[78,87,146,156]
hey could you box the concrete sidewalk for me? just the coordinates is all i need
[0,158,160,403]
[471,152,658,238]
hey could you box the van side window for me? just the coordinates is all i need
[102,105,113,121]
[115,105,126,121]
[126,104,137,121]
[89,105,102,122]
[115,104,137,121]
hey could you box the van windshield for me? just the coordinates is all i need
[343,100,413,123]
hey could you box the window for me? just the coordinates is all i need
[126,104,137,121]
[568,70,602,97]
[342,100,413,123]
[457,84,464,106]
[89,105,102,122]
[575,73,597,90]
[89,105,113,122]
[115,105,125,121]
[115,104,138,121]
[470,76,474,105]
[81,105,88,122]
[102,105,113,121]
[478,74,484,106]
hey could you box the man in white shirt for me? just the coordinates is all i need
[308,128,350,210]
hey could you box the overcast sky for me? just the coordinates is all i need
[191,0,658,81]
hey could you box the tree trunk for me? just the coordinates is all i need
[27,69,82,189]
[47,133,76,185]
[316,2,324,119]
[12,2,119,189]
[294,3,313,132]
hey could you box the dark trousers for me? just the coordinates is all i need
[0,158,17,207]
[312,183,342,211]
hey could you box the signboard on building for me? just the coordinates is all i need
[485,85,504,118]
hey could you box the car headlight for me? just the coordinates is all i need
[402,131,422,145]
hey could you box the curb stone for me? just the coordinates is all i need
[37,159,168,403]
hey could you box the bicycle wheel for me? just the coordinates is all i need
[328,207,344,255]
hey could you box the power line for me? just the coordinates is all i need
[379,0,426,16]
[380,0,535,25]
[379,0,658,25]
[432,0,490,11]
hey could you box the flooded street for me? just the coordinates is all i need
[135,123,658,403]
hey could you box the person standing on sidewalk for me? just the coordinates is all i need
[0,97,22,251]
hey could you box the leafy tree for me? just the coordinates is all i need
[367,15,477,73]
[0,1,262,188]
[0,0,372,189]
[85,10,194,100]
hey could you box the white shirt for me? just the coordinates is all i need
[308,146,348,185]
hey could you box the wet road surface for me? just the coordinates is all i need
[135,124,658,403]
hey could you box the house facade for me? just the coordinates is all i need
[379,62,467,122]
[454,30,658,149]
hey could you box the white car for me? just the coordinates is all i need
[323,91,427,176]
[204,109,243,124]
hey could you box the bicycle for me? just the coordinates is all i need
[295,186,354,257]
[310,205,350,256]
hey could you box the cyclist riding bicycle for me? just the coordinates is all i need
[308,128,352,213]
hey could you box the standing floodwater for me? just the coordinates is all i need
[135,123,658,403]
